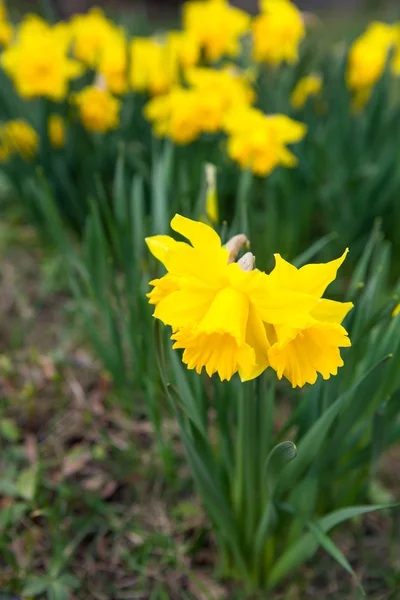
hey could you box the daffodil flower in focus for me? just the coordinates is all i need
[146,215,352,385]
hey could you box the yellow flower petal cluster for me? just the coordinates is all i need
[97,28,129,95]
[130,32,200,96]
[347,22,397,109]
[0,119,38,162]
[0,0,13,47]
[144,67,255,144]
[73,86,121,133]
[146,215,352,386]
[1,15,82,101]
[48,115,66,149]
[252,0,305,66]
[291,74,322,110]
[183,0,250,62]
[224,107,306,176]
[70,8,116,67]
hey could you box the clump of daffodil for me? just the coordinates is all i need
[291,74,322,110]
[0,119,38,162]
[70,7,116,67]
[347,22,396,110]
[0,0,13,47]
[224,106,306,176]
[146,215,352,385]
[145,66,255,144]
[48,115,66,149]
[252,0,305,66]
[73,84,121,133]
[1,15,82,101]
[183,0,250,62]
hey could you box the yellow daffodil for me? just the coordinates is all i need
[253,0,305,66]
[73,86,121,133]
[167,30,200,69]
[97,28,128,95]
[70,7,115,67]
[183,0,250,62]
[224,106,306,176]
[291,74,322,110]
[146,215,349,384]
[145,66,255,144]
[130,37,180,95]
[48,115,66,149]
[266,251,353,387]
[347,22,396,109]
[1,15,82,101]
[0,119,38,161]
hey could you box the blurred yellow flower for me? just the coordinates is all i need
[147,215,319,381]
[291,74,322,109]
[73,86,121,133]
[0,0,13,47]
[145,66,255,144]
[1,15,82,101]
[253,0,305,66]
[48,115,66,149]
[0,119,38,161]
[392,302,400,318]
[167,30,200,69]
[145,87,201,144]
[347,22,396,108]
[183,0,250,62]
[224,106,306,176]
[70,7,115,67]
[267,251,353,387]
[130,37,178,95]
[98,28,128,95]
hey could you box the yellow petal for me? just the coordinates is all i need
[154,287,216,328]
[198,287,249,345]
[171,213,222,251]
[145,235,183,267]
[311,298,354,324]
[268,321,351,388]
[297,249,349,297]
[239,305,271,381]
[147,274,180,305]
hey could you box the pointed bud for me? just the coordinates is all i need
[225,234,250,263]
[238,252,255,272]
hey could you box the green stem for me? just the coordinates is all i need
[235,168,253,236]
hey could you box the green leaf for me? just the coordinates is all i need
[306,519,364,594]
[0,418,20,442]
[16,465,38,501]
[48,581,70,600]
[22,577,50,596]
[265,441,297,496]
[0,502,29,531]
[268,503,399,588]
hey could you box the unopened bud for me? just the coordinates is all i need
[94,72,108,91]
[238,252,255,272]
[225,234,249,264]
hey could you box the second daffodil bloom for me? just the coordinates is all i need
[224,107,306,176]
[146,215,352,385]
[291,74,322,110]
[73,86,121,133]
[183,0,250,62]
[252,0,305,66]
